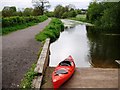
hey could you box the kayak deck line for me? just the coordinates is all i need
[41,67,118,89]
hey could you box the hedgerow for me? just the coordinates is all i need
[2,15,48,35]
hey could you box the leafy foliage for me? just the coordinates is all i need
[23,8,34,16]
[87,2,120,33]
[45,11,54,17]
[2,6,17,17]
[54,4,77,19]
[35,18,64,42]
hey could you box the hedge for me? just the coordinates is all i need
[2,15,48,35]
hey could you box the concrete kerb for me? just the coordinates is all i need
[32,38,50,88]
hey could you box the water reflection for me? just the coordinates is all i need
[87,26,120,68]
[50,24,91,67]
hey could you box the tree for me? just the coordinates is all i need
[87,2,104,23]
[54,4,77,18]
[33,6,43,16]
[54,5,64,18]
[64,6,69,12]
[100,2,120,32]
[32,0,50,15]
[68,10,77,17]
[2,6,17,17]
[87,1,120,33]
[23,8,33,16]
[62,12,69,18]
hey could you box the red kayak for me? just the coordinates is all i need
[52,55,75,88]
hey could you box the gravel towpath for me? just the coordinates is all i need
[2,19,51,88]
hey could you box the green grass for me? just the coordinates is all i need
[35,18,64,42]
[70,14,87,22]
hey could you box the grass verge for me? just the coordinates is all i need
[35,18,64,42]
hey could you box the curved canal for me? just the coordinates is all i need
[49,19,120,68]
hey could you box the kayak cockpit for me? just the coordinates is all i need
[59,60,71,66]
[55,69,68,76]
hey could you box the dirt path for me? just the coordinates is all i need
[2,19,51,88]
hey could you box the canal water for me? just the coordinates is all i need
[49,19,120,68]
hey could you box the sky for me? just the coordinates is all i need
[0,0,92,11]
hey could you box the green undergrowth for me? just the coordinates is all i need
[2,15,48,35]
[35,18,64,42]
[20,63,37,88]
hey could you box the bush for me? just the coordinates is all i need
[35,18,64,42]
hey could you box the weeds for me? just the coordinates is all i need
[20,63,37,88]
